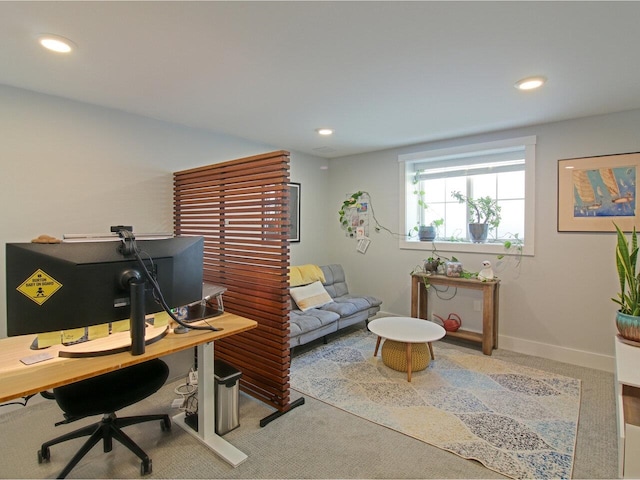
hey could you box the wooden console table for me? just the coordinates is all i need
[410,273,499,355]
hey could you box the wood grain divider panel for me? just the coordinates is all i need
[174,151,292,412]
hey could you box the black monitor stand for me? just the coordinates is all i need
[129,278,146,355]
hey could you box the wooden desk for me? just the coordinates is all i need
[411,273,499,355]
[0,312,257,466]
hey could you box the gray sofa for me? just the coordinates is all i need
[289,264,382,348]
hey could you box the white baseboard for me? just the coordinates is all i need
[497,334,614,373]
[378,310,615,372]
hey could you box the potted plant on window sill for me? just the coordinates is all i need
[417,218,444,241]
[613,223,640,344]
[451,191,502,243]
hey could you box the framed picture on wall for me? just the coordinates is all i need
[288,182,300,242]
[558,152,640,232]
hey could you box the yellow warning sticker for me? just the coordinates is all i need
[17,269,62,305]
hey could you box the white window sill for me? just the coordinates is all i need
[398,239,532,257]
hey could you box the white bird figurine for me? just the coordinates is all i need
[478,260,495,281]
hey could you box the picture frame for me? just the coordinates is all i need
[558,152,640,232]
[288,182,300,242]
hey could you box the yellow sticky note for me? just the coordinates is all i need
[151,311,170,328]
[36,331,62,348]
[62,328,87,344]
[111,319,130,333]
[88,323,110,340]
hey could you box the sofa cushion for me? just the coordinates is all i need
[361,294,383,308]
[290,281,334,312]
[289,308,340,337]
[320,296,364,316]
[320,264,349,298]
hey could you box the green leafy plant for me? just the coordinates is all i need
[411,179,429,233]
[423,256,443,273]
[429,218,444,229]
[338,190,403,237]
[413,182,428,211]
[613,223,640,316]
[497,233,523,267]
[411,175,445,238]
[338,191,366,234]
[451,191,501,229]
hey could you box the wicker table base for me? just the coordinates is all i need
[381,339,430,372]
[369,317,445,382]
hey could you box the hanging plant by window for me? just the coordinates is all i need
[338,190,406,238]
[338,191,367,236]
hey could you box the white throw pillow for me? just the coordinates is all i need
[290,281,333,312]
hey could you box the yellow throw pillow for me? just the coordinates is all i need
[289,264,325,287]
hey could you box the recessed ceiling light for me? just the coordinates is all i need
[316,128,334,136]
[38,34,76,53]
[515,76,546,91]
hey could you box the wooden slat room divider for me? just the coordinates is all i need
[173,151,292,412]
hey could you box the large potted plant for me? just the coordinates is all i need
[613,223,640,343]
[451,191,501,243]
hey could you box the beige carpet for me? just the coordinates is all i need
[0,328,617,479]
[291,329,581,479]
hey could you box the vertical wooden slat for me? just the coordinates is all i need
[173,151,291,411]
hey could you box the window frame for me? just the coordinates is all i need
[398,136,536,256]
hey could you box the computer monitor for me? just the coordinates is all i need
[6,234,205,354]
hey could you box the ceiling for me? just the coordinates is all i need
[2,1,640,159]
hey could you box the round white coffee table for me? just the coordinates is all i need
[368,317,445,382]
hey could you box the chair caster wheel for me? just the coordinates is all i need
[38,447,50,463]
[161,417,171,431]
[141,458,152,475]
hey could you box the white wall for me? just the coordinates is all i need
[4,82,637,372]
[326,109,640,371]
[288,154,332,266]
[0,85,330,338]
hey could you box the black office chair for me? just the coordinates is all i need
[38,358,171,479]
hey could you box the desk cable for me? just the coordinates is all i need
[117,229,222,333]
[173,367,198,411]
[0,394,37,410]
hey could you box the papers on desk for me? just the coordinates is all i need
[32,313,169,349]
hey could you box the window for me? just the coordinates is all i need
[398,136,536,256]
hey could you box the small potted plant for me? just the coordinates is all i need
[417,218,444,241]
[423,256,443,273]
[451,191,501,243]
[613,223,640,343]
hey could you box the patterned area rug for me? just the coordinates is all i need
[290,329,581,479]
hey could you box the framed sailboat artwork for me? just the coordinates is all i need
[558,152,640,232]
